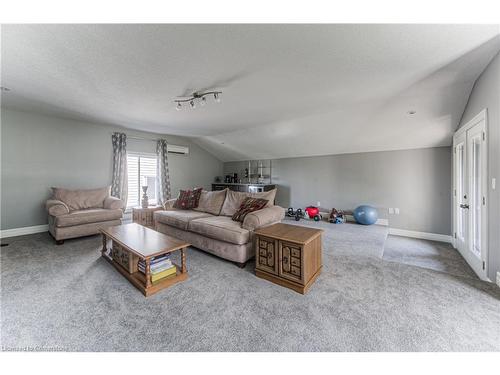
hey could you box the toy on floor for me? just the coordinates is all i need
[287,206,322,221]
[304,206,322,221]
[328,208,345,224]
[287,207,303,221]
[353,205,378,225]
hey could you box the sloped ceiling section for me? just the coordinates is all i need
[2,24,500,161]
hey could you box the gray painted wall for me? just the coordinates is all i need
[458,51,500,281]
[0,108,223,230]
[225,147,452,235]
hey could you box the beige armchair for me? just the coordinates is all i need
[47,187,124,244]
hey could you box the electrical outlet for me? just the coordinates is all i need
[388,208,394,214]
[394,208,400,215]
[496,272,500,288]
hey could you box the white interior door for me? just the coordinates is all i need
[453,114,488,280]
[453,132,467,255]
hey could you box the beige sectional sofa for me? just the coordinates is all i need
[154,189,285,266]
[46,187,124,244]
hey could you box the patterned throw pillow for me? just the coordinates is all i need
[174,188,203,210]
[231,197,269,222]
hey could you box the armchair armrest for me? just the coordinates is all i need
[242,206,285,231]
[163,198,178,211]
[46,199,70,216]
[104,196,125,210]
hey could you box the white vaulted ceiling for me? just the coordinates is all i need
[2,24,500,161]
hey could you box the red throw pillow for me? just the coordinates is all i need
[232,197,269,222]
[174,188,203,210]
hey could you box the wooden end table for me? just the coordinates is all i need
[132,205,163,228]
[100,223,189,297]
[254,223,323,294]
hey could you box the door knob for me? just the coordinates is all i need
[460,204,469,209]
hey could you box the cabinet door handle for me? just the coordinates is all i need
[283,256,288,264]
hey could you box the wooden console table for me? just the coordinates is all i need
[254,223,323,294]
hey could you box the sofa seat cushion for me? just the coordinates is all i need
[154,210,212,230]
[188,216,250,245]
[55,208,123,227]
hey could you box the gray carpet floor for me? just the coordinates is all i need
[1,220,500,351]
[383,235,478,279]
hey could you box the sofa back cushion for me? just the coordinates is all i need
[193,189,227,216]
[52,186,110,211]
[249,188,276,207]
[220,188,277,216]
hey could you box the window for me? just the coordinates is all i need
[127,153,157,208]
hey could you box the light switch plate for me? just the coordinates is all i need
[395,208,400,215]
[388,208,394,214]
[492,178,496,190]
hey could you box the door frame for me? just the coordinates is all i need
[452,108,489,280]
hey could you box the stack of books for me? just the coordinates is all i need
[138,254,177,284]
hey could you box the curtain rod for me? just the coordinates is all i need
[127,135,159,142]
[111,132,163,142]
[113,133,188,149]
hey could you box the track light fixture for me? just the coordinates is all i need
[174,90,222,111]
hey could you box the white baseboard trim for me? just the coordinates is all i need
[343,214,388,226]
[388,228,452,243]
[0,224,49,239]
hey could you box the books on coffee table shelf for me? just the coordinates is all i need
[138,254,177,284]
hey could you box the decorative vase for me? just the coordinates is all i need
[141,186,149,208]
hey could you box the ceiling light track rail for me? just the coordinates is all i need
[174,90,222,110]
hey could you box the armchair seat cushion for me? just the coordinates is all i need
[154,210,212,230]
[188,216,250,245]
[55,208,123,227]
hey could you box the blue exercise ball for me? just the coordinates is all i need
[353,205,378,225]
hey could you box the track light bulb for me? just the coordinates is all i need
[190,100,196,109]
[200,96,207,106]
[176,102,182,111]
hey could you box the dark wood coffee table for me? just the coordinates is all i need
[100,223,190,297]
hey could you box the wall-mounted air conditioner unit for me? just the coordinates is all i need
[167,144,189,155]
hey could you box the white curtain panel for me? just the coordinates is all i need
[111,132,128,206]
[156,139,172,205]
